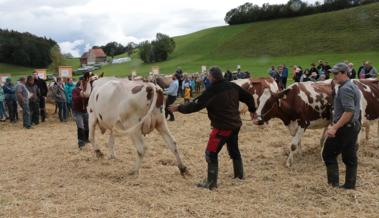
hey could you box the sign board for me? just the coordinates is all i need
[131,70,137,77]
[34,69,47,80]
[151,66,160,75]
[237,65,241,70]
[59,66,73,78]
[201,65,207,73]
[0,74,11,83]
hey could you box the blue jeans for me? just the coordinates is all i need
[57,102,67,121]
[0,101,5,119]
[21,101,31,128]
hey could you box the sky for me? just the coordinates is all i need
[0,0,317,57]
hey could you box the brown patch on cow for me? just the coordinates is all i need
[99,114,103,120]
[156,89,164,108]
[90,108,93,113]
[146,86,153,100]
[132,85,144,94]
[96,94,99,101]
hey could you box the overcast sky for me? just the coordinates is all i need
[0,0,317,57]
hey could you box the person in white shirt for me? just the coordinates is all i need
[164,75,179,121]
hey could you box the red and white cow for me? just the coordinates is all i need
[255,78,379,167]
[83,77,188,176]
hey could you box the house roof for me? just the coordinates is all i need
[80,52,89,59]
[91,48,106,58]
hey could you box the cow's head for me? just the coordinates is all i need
[255,88,289,125]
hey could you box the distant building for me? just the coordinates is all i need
[80,48,107,66]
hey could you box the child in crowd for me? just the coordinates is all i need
[183,83,191,103]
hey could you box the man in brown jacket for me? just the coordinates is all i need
[169,66,256,190]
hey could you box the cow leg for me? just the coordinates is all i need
[108,131,116,159]
[156,123,188,176]
[129,133,145,175]
[377,120,379,146]
[287,127,305,167]
[89,115,103,158]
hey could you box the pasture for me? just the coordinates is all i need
[0,103,378,217]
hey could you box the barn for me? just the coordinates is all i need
[80,48,107,66]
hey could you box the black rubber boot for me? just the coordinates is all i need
[233,159,244,179]
[326,164,339,187]
[77,128,85,149]
[342,165,357,189]
[197,161,218,190]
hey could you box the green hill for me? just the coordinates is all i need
[99,3,379,77]
[2,3,379,78]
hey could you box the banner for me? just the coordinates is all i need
[0,74,11,83]
[34,69,47,80]
[59,66,73,78]
[151,66,160,75]
[201,65,207,73]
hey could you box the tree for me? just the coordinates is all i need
[138,33,176,63]
[63,53,74,58]
[49,45,64,73]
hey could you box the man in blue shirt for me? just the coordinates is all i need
[164,75,179,121]
[281,64,288,88]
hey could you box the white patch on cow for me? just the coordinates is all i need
[232,79,250,86]
[256,88,272,117]
[297,82,324,114]
[287,121,298,136]
[253,92,259,108]
[265,80,279,93]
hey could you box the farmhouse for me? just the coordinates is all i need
[80,48,107,66]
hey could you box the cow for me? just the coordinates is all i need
[255,80,333,167]
[83,77,188,176]
[232,77,279,114]
[255,78,379,167]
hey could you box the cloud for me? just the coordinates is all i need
[0,0,317,57]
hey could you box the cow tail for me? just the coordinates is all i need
[116,83,158,134]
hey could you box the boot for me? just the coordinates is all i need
[233,159,244,179]
[342,165,357,189]
[77,128,85,149]
[41,110,46,122]
[326,164,339,187]
[197,161,218,190]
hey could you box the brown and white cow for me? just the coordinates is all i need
[255,78,379,167]
[84,77,188,176]
[232,77,279,114]
[255,80,333,167]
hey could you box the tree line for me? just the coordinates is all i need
[93,41,137,58]
[225,0,377,25]
[0,29,58,68]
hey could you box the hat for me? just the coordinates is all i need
[328,63,348,74]
[6,77,11,82]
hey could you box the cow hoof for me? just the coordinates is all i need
[286,159,293,168]
[128,170,139,176]
[95,149,104,158]
[179,166,189,176]
[108,155,116,160]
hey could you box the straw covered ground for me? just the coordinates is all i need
[0,103,378,218]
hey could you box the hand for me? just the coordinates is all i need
[168,104,179,113]
[325,125,337,138]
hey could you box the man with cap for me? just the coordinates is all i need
[169,66,256,190]
[72,77,90,149]
[322,63,361,189]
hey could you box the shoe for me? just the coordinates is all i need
[342,165,357,189]
[326,164,339,188]
[233,159,244,179]
[168,117,175,121]
[197,161,218,190]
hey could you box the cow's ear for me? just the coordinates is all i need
[274,89,290,99]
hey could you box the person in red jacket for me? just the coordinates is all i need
[72,78,89,149]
